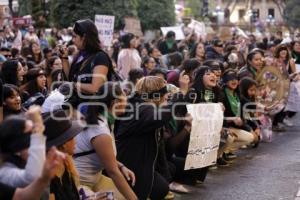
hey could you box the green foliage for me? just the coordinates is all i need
[283,0,300,29]
[18,0,176,31]
[50,0,138,29]
[137,0,176,30]
[18,0,32,16]
[185,0,203,19]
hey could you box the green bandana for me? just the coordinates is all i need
[166,39,174,50]
[204,89,214,102]
[225,88,240,116]
[102,111,115,129]
[249,66,257,78]
[168,118,177,132]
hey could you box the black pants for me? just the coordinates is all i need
[286,111,297,118]
[170,156,209,185]
[149,171,169,200]
[273,110,286,126]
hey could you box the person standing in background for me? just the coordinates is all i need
[117,33,141,80]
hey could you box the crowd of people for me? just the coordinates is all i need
[0,18,300,200]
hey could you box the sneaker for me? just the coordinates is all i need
[217,157,229,167]
[209,164,218,170]
[226,152,237,159]
[196,180,204,185]
[169,182,190,194]
[283,118,294,126]
[223,153,235,163]
[164,191,175,200]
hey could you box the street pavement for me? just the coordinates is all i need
[175,114,300,200]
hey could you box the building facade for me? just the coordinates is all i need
[218,0,284,25]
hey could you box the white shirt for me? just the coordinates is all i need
[117,48,142,80]
[0,134,46,188]
[74,117,116,185]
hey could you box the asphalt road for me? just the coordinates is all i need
[175,114,300,200]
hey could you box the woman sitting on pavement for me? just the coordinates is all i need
[114,73,190,200]
[221,70,258,159]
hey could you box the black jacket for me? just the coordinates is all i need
[114,95,174,200]
[238,65,256,80]
[205,46,224,62]
[222,88,257,131]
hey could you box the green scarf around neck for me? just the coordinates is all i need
[204,89,214,102]
[102,111,115,129]
[225,87,240,116]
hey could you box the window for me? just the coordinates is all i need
[253,9,260,18]
[238,9,245,20]
[268,8,275,18]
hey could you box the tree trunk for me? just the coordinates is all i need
[8,0,14,17]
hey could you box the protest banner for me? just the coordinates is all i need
[123,17,143,37]
[95,15,115,47]
[160,26,185,40]
[184,103,223,170]
[256,66,290,115]
[13,17,32,26]
[285,81,300,112]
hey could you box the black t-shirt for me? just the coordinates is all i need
[50,170,80,200]
[0,78,3,106]
[68,51,111,84]
[0,182,16,200]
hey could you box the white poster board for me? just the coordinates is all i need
[184,103,223,170]
[95,15,115,47]
[160,26,185,40]
[123,17,143,37]
[188,19,206,38]
[296,64,300,73]
[285,81,300,112]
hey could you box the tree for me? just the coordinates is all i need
[18,0,32,16]
[283,0,300,29]
[137,0,175,30]
[50,0,138,29]
[185,0,203,19]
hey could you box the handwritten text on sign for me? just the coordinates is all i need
[184,103,223,170]
[95,15,115,47]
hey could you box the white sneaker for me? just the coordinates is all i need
[283,118,294,127]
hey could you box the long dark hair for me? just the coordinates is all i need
[239,77,257,101]
[73,19,101,54]
[21,68,45,96]
[86,82,123,125]
[274,44,290,63]
[189,42,205,59]
[28,42,43,64]
[46,56,59,76]
[1,60,20,85]
[121,33,135,49]
[246,48,264,67]
[191,66,221,103]
[3,84,22,117]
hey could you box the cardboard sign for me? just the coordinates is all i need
[160,26,185,40]
[184,103,223,170]
[123,17,143,37]
[95,15,115,47]
[13,17,32,26]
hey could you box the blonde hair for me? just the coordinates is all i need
[58,144,80,186]
[64,154,80,186]
[135,76,166,105]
